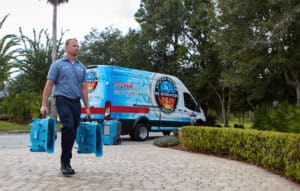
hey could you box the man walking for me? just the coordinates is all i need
[40,38,90,176]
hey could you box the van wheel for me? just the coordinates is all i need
[134,123,149,141]
[162,131,171,136]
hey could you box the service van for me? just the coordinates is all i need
[81,65,206,141]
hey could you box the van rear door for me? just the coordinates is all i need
[81,65,110,120]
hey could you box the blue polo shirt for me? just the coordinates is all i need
[47,56,86,99]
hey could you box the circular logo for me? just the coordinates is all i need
[86,70,98,93]
[155,76,178,113]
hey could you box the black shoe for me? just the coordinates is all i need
[61,162,75,176]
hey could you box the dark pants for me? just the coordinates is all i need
[55,96,81,165]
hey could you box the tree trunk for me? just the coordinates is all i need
[225,93,231,127]
[284,69,300,106]
[216,89,230,127]
[51,2,57,63]
[296,79,300,106]
[49,2,58,119]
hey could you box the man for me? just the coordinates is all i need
[40,38,91,176]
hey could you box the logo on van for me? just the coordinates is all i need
[155,76,178,113]
[86,70,98,93]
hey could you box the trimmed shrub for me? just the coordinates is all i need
[253,103,300,134]
[154,136,179,147]
[2,92,41,123]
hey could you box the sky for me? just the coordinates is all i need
[1,0,141,42]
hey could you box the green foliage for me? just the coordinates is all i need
[153,136,179,147]
[252,105,272,131]
[80,28,123,66]
[0,14,19,92]
[2,92,41,123]
[180,126,300,182]
[80,28,152,71]
[17,28,64,94]
[253,102,300,133]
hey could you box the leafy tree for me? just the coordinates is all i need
[267,0,300,105]
[212,0,266,126]
[79,27,124,65]
[210,0,298,125]
[135,0,189,74]
[135,0,235,125]
[79,27,152,70]
[182,0,226,123]
[116,29,152,70]
[217,0,300,107]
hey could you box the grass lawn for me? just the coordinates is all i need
[0,120,62,131]
[0,117,253,132]
[0,121,30,131]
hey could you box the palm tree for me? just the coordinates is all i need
[46,0,69,63]
[0,14,19,94]
[18,28,65,94]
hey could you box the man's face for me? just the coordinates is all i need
[66,40,79,56]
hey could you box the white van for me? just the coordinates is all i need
[81,65,206,141]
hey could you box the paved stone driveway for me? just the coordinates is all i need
[0,133,299,191]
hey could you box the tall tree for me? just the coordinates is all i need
[119,29,152,70]
[135,0,189,74]
[80,27,124,66]
[79,27,152,70]
[216,0,300,107]
[267,0,300,105]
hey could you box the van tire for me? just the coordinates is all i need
[134,123,149,141]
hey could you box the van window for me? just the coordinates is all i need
[184,92,199,112]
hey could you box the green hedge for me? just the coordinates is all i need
[180,126,300,182]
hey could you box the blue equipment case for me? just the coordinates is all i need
[103,120,122,145]
[29,118,56,153]
[76,122,103,157]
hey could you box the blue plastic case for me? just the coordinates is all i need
[29,118,56,154]
[76,122,103,157]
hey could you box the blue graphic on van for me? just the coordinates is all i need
[155,76,178,113]
[86,70,98,93]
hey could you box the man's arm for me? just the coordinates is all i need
[81,83,90,117]
[40,80,54,115]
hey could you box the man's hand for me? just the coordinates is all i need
[40,105,48,116]
[85,108,91,118]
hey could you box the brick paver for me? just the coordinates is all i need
[0,133,299,191]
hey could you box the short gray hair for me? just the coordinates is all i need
[65,38,78,46]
